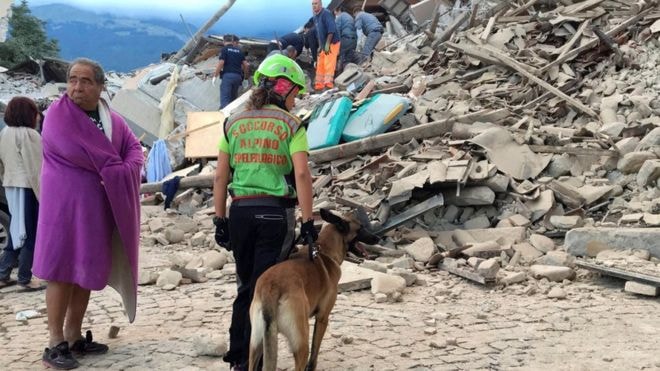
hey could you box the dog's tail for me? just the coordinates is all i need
[249,298,278,371]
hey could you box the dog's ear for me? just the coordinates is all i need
[320,208,350,234]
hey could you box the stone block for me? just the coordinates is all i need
[464,215,491,230]
[476,258,500,279]
[549,215,583,229]
[164,228,185,244]
[500,271,526,285]
[636,127,660,151]
[565,228,660,258]
[637,159,660,187]
[529,234,555,253]
[191,231,207,247]
[405,237,437,263]
[371,273,407,295]
[443,186,495,206]
[547,287,567,299]
[201,251,227,270]
[513,242,544,263]
[537,251,575,268]
[530,265,575,282]
[624,281,659,297]
[156,270,182,288]
[617,151,657,174]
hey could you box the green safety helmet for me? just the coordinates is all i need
[253,54,307,94]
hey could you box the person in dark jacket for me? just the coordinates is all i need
[214,35,250,109]
[333,7,358,71]
[354,9,384,64]
[303,19,319,65]
[271,32,304,58]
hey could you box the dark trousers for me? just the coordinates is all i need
[220,72,243,109]
[339,36,357,71]
[223,205,295,367]
[0,188,38,284]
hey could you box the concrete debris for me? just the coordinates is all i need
[624,281,659,297]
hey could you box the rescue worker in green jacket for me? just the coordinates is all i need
[212,54,317,371]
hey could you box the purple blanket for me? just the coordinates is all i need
[33,94,143,322]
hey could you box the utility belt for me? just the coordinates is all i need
[231,196,296,209]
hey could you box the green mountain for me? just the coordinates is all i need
[31,4,190,72]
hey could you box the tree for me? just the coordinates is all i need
[0,0,59,67]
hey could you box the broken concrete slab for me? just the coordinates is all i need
[443,186,495,206]
[529,234,556,253]
[624,281,659,297]
[513,242,544,263]
[404,237,438,263]
[565,228,660,258]
[525,190,555,221]
[371,273,407,295]
[339,262,381,292]
[469,127,552,180]
[435,227,526,251]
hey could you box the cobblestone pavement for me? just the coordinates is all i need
[2,242,659,371]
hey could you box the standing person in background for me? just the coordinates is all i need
[333,7,358,72]
[354,9,384,64]
[312,0,340,91]
[33,58,143,370]
[213,54,317,371]
[0,96,43,292]
[303,19,319,66]
[214,34,250,109]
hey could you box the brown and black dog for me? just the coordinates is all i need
[247,208,379,371]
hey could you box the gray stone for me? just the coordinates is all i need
[508,214,531,227]
[620,213,644,224]
[637,159,660,187]
[191,231,207,247]
[644,213,660,226]
[464,215,491,229]
[500,271,526,285]
[483,173,510,193]
[164,228,185,244]
[154,233,169,246]
[148,218,166,233]
[390,257,415,269]
[476,258,500,279]
[156,270,182,288]
[443,186,496,206]
[201,251,227,270]
[546,154,572,178]
[549,215,583,229]
[636,127,660,151]
[530,265,575,282]
[547,287,567,299]
[388,268,417,286]
[442,205,461,222]
[374,293,388,303]
[138,270,158,286]
[170,252,194,268]
[585,240,611,257]
[404,237,437,263]
[565,228,660,258]
[193,334,228,357]
[538,251,575,268]
[371,273,407,295]
[616,137,641,156]
[513,242,544,263]
[617,151,657,174]
[529,234,555,253]
[525,190,555,221]
[361,260,388,273]
[624,281,659,296]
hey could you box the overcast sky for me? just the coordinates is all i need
[23,0,328,19]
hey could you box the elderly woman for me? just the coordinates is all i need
[0,96,43,291]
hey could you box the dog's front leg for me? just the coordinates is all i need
[305,312,330,371]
